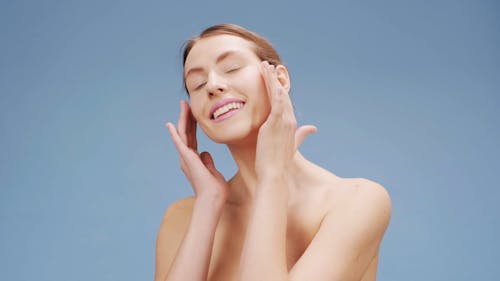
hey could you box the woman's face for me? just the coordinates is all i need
[184,35,272,144]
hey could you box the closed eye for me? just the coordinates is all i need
[225,66,241,73]
[194,82,206,91]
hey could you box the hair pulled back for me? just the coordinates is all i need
[182,24,283,94]
[183,23,282,67]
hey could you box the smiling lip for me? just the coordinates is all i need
[209,98,245,120]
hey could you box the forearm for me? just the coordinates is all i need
[165,198,223,281]
[239,178,290,281]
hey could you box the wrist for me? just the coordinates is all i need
[194,194,226,214]
[257,172,286,186]
[256,176,288,197]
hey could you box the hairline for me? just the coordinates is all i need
[184,37,260,79]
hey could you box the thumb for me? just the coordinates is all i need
[200,151,219,175]
[294,125,317,150]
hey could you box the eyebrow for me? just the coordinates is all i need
[185,50,242,78]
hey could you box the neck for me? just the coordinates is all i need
[226,139,258,205]
[225,139,313,206]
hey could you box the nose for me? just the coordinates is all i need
[206,71,227,97]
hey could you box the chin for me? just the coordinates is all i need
[202,121,260,145]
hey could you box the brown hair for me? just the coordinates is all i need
[182,24,283,94]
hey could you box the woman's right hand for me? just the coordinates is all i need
[166,100,229,206]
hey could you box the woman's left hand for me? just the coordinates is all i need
[255,61,317,183]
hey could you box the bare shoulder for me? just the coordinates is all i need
[329,177,392,231]
[344,178,391,205]
[154,196,195,281]
[157,196,196,245]
[288,175,392,280]
[160,196,196,225]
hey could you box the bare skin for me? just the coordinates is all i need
[155,35,391,281]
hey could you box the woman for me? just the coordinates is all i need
[155,24,391,281]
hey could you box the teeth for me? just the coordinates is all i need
[213,102,243,119]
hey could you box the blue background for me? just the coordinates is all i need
[1,0,498,280]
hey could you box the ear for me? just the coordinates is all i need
[275,64,291,92]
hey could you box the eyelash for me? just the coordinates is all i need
[194,82,206,91]
[192,66,241,91]
[226,66,240,73]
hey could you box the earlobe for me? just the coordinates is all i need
[276,65,291,92]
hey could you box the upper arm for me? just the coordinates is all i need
[289,180,392,281]
[154,197,194,281]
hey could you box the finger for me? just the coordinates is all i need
[294,125,317,150]
[199,151,221,176]
[166,122,190,154]
[261,61,284,116]
[183,101,198,152]
[261,61,273,102]
[177,101,189,145]
[262,62,282,100]
[272,64,295,116]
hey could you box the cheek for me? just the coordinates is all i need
[188,100,204,122]
[241,66,269,100]
[254,73,272,112]
[239,69,270,122]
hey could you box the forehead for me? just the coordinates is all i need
[184,35,257,70]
